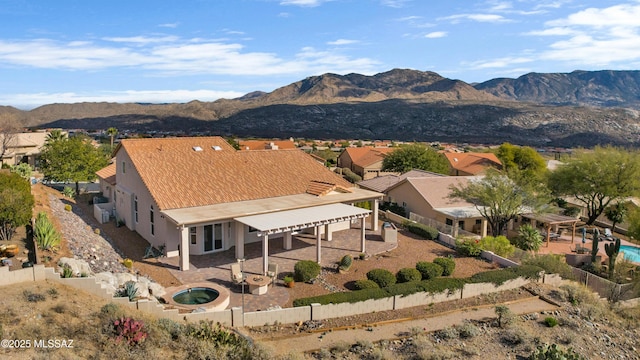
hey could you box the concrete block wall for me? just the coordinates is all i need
[243,306,311,327]
[461,277,529,299]
[480,250,519,267]
[394,289,462,309]
[310,297,395,320]
[183,309,233,326]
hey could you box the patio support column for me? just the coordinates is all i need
[324,224,332,241]
[360,217,366,253]
[179,226,189,271]
[284,231,292,250]
[316,226,322,263]
[571,222,576,244]
[481,219,488,238]
[262,234,269,276]
[235,222,244,260]
[370,199,379,231]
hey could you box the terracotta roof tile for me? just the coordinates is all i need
[444,152,502,175]
[306,180,352,196]
[96,163,116,185]
[118,137,352,210]
[344,147,395,168]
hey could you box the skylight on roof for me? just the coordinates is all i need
[193,146,203,152]
[212,145,222,151]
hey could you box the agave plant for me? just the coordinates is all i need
[33,212,61,252]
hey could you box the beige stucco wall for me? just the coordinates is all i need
[387,182,437,221]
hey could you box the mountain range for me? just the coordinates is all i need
[2,69,640,147]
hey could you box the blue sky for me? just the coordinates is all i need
[1,0,639,109]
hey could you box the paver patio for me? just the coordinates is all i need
[159,223,395,312]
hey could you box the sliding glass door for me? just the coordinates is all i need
[203,223,223,252]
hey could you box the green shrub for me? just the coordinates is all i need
[455,237,482,256]
[115,281,139,301]
[156,318,184,340]
[416,261,443,280]
[404,221,439,240]
[341,168,362,183]
[294,260,321,282]
[385,278,466,297]
[433,257,456,276]
[528,344,586,360]
[354,279,380,290]
[379,201,406,217]
[522,254,575,279]
[366,268,397,288]
[23,290,46,302]
[479,235,515,258]
[64,204,72,211]
[396,268,422,283]
[544,317,558,327]
[495,305,515,328]
[34,211,61,251]
[62,186,75,198]
[469,265,543,285]
[338,255,352,271]
[61,264,74,278]
[293,288,389,307]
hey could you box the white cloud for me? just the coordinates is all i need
[0,36,379,76]
[102,36,180,44]
[327,39,359,45]
[534,3,640,66]
[0,89,246,110]
[381,0,411,8]
[158,23,179,28]
[280,0,327,7]
[440,13,512,23]
[465,56,533,69]
[425,31,447,38]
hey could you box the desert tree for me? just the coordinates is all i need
[548,146,640,225]
[40,135,109,195]
[382,143,449,174]
[449,170,544,237]
[0,171,34,240]
[604,202,627,234]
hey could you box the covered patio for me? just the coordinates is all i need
[521,213,581,247]
[158,223,392,312]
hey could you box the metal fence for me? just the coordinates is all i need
[571,267,637,301]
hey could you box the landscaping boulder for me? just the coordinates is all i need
[58,257,93,277]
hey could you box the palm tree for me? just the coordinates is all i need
[516,224,543,252]
[45,129,65,146]
[107,127,118,150]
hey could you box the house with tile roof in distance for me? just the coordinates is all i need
[385,176,489,237]
[238,139,296,151]
[96,137,382,273]
[443,152,502,176]
[357,169,444,203]
[0,130,65,169]
[337,147,397,180]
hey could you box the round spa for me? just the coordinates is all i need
[164,282,230,312]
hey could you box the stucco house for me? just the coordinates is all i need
[357,169,444,203]
[238,139,296,150]
[385,176,488,237]
[97,137,382,273]
[443,152,502,176]
[0,130,63,169]
[337,147,396,180]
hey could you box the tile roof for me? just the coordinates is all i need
[443,152,502,175]
[96,163,116,185]
[239,139,296,150]
[391,176,479,209]
[343,147,395,168]
[118,137,352,210]
[357,169,444,192]
[306,180,352,196]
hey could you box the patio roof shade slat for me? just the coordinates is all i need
[235,203,370,236]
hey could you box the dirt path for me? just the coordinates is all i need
[257,296,559,356]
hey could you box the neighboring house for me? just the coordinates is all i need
[337,147,396,180]
[443,152,502,176]
[96,163,116,201]
[385,176,488,237]
[0,130,62,168]
[357,169,444,203]
[238,139,296,150]
[97,137,382,273]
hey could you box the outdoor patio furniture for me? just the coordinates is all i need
[267,262,278,286]
[230,263,244,288]
[600,228,614,241]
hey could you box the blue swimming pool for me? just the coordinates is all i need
[620,245,640,263]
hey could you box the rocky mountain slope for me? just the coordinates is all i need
[475,70,640,109]
[2,69,640,147]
